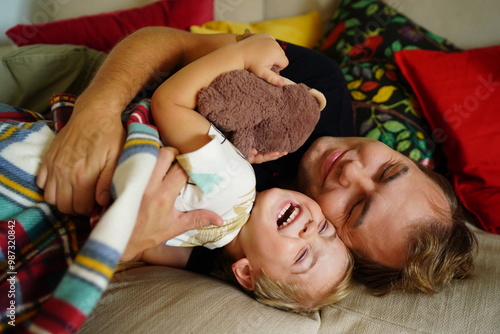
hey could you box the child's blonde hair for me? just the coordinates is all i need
[213,249,354,313]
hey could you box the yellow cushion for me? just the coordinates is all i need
[190,11,322,49]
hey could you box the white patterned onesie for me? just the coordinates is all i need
[164,125,256,249]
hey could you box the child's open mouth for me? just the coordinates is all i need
[277,202,301,230]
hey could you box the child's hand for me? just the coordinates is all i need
[237,33,289,87]
[247,148,287,164]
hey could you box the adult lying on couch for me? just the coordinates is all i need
[37,27,476,296]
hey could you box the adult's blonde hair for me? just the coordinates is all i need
[352,165,478,295]
[213,250,354,314]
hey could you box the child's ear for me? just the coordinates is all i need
[232,258,255,291]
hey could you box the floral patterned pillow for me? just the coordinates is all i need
[315,0,460,167]
[317,0,459,66]
[343,61,436,166]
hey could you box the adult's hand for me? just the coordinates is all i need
[121,147,223,262]
[36,104,125,216]
[35,28,241,216]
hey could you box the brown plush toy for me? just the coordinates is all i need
[196,69,326,159]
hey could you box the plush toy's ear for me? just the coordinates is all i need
[282,76,296,85]
[308,88,327,111]
[283,76,326,111]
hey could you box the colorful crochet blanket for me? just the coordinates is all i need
[0,95,160,333]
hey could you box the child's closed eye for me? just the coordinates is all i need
[295,248,308,263]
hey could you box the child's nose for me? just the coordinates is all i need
[299,220,317,239]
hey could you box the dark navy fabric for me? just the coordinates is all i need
[253,40,354,191]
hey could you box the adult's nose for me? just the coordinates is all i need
[338,160,375,191]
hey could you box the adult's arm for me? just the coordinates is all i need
[36,27,238,215]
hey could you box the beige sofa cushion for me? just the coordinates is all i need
[81,227,500,333]
[321,227,500,333]
[214,0,342,32]
[214,0,265,22]
[263,0,342,31]
[383,0,500,49]
[217,0,500,50]
[81,266,321,333]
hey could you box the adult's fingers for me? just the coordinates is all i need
[43,162,98,215]
[161,155,189,193]
[36,165,48,189]
[150,147,179,183]
[180,209,223,229]
[159,149,223,228]
[42,172,57,205]
[94,159,116,208]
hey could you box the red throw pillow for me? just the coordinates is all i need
[394,46,500,234]
[6,0,214,53]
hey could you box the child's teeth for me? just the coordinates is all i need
[278,203,291,219]
[277,207,300,230]
[288,208,299,222]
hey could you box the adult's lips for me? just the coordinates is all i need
[322,150,347,186]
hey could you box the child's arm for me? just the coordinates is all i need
[151,33,288,154]
[139,244,192,269]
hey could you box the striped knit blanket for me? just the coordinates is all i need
[0,95,160,333]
